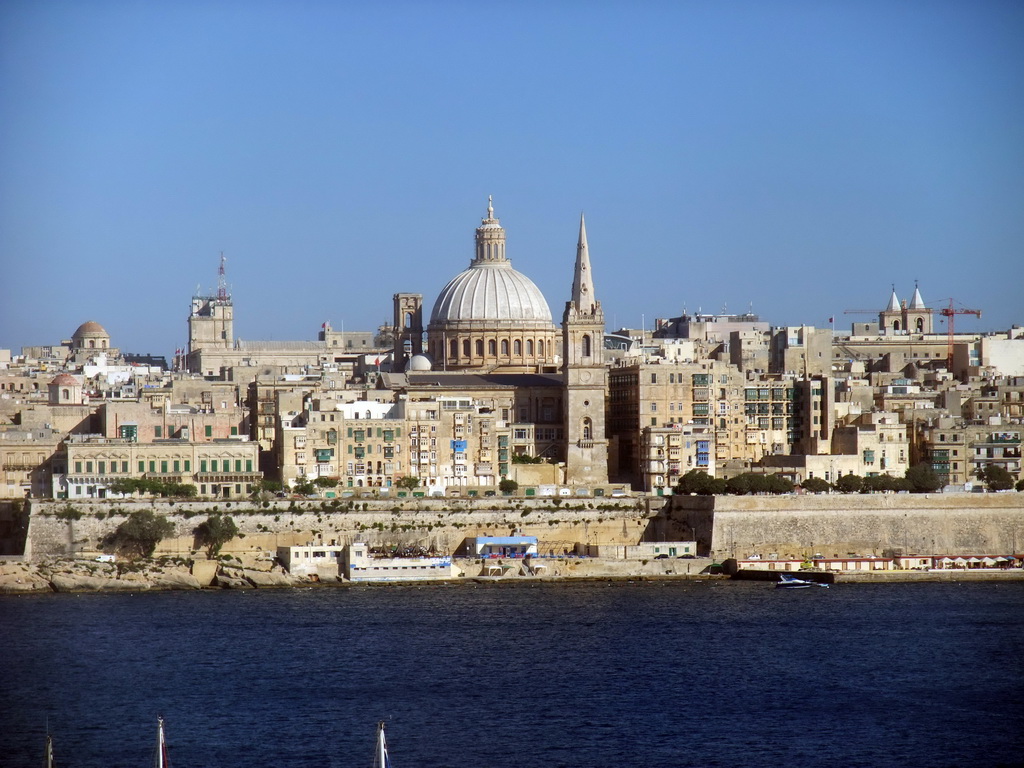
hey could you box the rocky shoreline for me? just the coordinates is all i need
[0,556,308,594]
[4,554,1024,594]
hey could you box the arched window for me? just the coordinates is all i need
[893,321,901,332]
[88,340,95,348]
[404,312,413,329]
[514,339,522,356]
[526,340,534,356]
[582,417,593,440]
[915,318,924,332]
[62,389,70,399]
[538,340,544,356]
[501,339,509,355]
[475,339,484,356]
[462,339,471,356]
[449,339,458,358]
[582,334,592,357]
[488,339,496,356]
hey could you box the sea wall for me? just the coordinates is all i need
[667,493,1024,560]
[23,496,656,561]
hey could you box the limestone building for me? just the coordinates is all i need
[55,434,261,499]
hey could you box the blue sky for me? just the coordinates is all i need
[2,0,1021,358]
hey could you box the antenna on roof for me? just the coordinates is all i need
[217,252,229,301]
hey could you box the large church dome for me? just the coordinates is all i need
[430,261,553,325]
[426,199,560,372]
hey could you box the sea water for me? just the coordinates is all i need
[1,580,1022,768]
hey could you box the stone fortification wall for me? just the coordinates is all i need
[668,493,1024,560]
[25,496,654,561]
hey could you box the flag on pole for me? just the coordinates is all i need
[828,316,834,323]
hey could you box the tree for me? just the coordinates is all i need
[396,476,420,490]
[978,464,1014,491]
[108,478,145,496]
[674,470,715,495]
[499,478,519,495]
[834,474,863,494]
[107,478,195,498]
[106,509,175,559]
[251,479,283,498]
[313,476,339,488]
[1016,478,1024,492]
[293,477,316,495]
[764,474,794,494]
[706,477,728,495]
[512,453,543,464]
[801,477,831,494]
[194,514,239,558]
[905,463,942,493]
[725,473,753,495]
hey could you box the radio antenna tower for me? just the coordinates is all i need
[217,252,229,301]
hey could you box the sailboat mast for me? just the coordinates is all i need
[375,721,389,768]
[155,717,169,768]
[43,734,53,768]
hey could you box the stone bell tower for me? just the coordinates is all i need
[392,293,424,370]
[562,214,608,485]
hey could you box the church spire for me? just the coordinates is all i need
[885,285,900,313]
[909,280,925,310]
[571,213,598,315]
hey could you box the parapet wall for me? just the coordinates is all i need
[668,493,1024,559]
[23,496,655,561]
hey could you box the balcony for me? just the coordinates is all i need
[196,472,262,482]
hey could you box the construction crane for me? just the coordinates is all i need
[935,298,982,370]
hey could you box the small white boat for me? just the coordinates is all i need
[43,733,53,768]
[373,721,392,768]
[776,573,829,589]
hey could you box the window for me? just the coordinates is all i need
[476,339,484,356]
[462,339,470,356]
[514,339,522,355]
[154,426,162,438]
[205,425,213,438]
[501,339,509,355]
[526,340,534,355]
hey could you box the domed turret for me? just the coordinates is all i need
[71,320,110,350]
